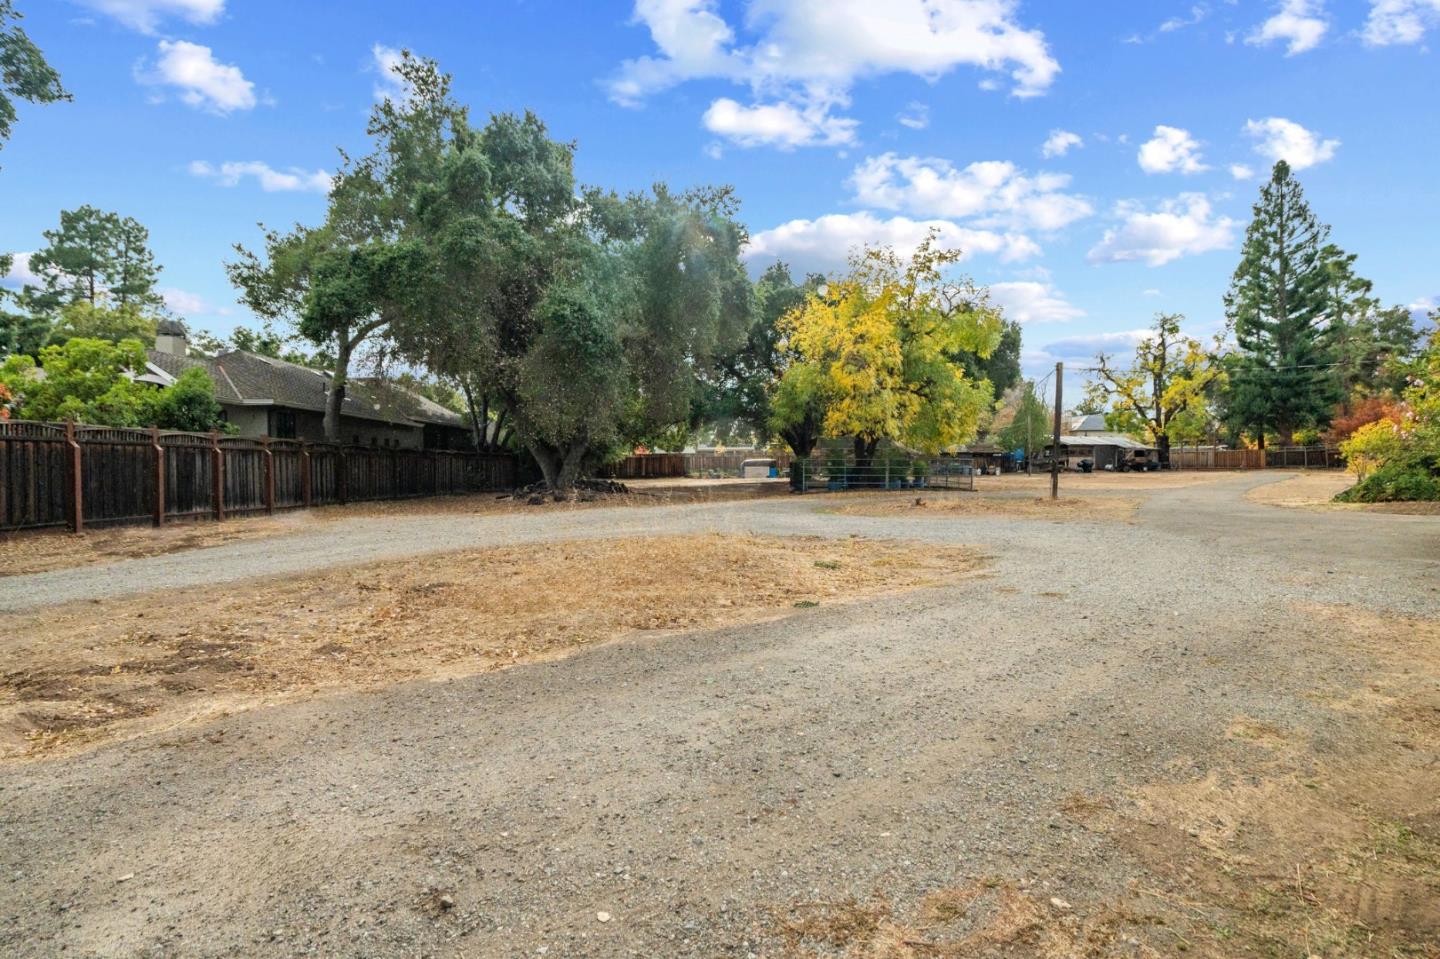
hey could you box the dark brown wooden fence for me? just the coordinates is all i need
[0,420,517,533]
[598,452,687,479]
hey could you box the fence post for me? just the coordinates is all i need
[337,445,349,505]
[300,442,313,508]
[261,436,275,515]
[65,419,84,533]
[151,426,165,527]
[211,430,225,521]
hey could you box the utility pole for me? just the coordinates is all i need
[1050,362,1063,500]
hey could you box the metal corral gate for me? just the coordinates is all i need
[790,455,976,493]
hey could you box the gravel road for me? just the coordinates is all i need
[1,472,1437,957]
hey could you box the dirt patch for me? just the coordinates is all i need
[0,533,982,760]
[763,605,1440,958]
[830,492,1140,523]
[0,513,320,577]
[1244,471,1356,510]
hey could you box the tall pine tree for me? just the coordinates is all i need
[1224,160,1341,446]
[23,205,164,315]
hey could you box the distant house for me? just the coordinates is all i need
[141,320,472,450]
[1066,413,1110,436]
[1044,432,1155,471]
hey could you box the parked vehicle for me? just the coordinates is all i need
[1126,449,1161,472]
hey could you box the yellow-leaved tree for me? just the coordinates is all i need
[777,233,1003,472]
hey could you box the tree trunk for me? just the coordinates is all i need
[1156,432,1171,468]
[324,338,352,443]
[780,424,817,461]
[530,438,588,492]
[853,435,881,487]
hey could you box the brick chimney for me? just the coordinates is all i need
[154,318,189,356]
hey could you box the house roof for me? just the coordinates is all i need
[144,349,466,429]
[1066,413,1108,433]
[1055,432,1152,450]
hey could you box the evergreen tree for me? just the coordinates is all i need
[1317,243,1423,396]
[1224,160,1341,446]
[26,205,118,311]
[24,206,164,316]
[111,215,165,311]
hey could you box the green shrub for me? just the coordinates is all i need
[1335,452,1440,503]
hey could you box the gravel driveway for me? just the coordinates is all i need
[1,472,1437,956]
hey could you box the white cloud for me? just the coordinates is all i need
[1024,328,1159,377]
[897,102,929,130]
[371,44,410,102]
[1160,4,1210,32]
[142,40,256,114]
[1039,329,1151,361]
[1229,163,1255,180]
[1363,0,1440,45]
[989,281,1085,324]
[1,252,43,288]
[745,212,1040,275]
[702,97,857,149]
[159,287,229,317]
[1040,129,1082,158]
[1247,0,1328,55]
[849,153,1093,232]
[1244,117,1339,170]
[75,0,223,34]
[1137,125,1208,175]
[609,0,1059,149]
[702,141,724,160]
[1087,193,1236,267]
[189,160,332,193]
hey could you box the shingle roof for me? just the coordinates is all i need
[144,349,466,428]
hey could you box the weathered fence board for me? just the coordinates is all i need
[0,421,517,532]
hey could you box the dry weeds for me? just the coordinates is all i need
[1063,604,1440,957]
[0,533,982,760]
[1245,470,1440,515]
[769,880,1161,958]
[0,482,788,578]
[830,492,1141,524]
[766,605,1440,958]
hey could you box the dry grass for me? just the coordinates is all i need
[980,472,1228,492]
[1062,605,1440,957]
[830,492,1141,524]
[766,605,1440,958]
[0,512,322,577]
[0,482,789,578]
[0,533,982,760]
[770,881,1160,958]
[1244,470,1440,514]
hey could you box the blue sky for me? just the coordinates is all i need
[2,0,1437,389]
